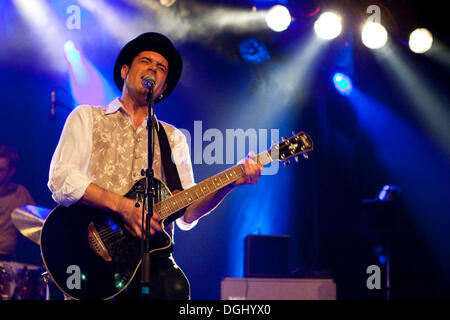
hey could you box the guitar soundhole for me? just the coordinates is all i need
[87,220,127,262]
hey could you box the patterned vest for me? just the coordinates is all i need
[87,106,167,196]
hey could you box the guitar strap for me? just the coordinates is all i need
[157,122,184,192]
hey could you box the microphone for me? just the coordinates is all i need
[50,89,56,121]
[141,75,156,90]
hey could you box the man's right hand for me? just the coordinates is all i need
[117,197,162,238]
[80,183,162,239]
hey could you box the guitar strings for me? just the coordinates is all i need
[98,227,122,242]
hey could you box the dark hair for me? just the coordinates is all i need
[0,145,20,169]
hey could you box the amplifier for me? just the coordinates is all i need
[221,277,337,300]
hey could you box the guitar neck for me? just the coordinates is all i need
[156,150,273,220]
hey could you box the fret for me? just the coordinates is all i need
[184,190,193,203]
[164,203,170,215]
[176,196,184,209]
[154,203,161,214]
[157,163,248,220]
[156,203,166,219]
[258,151,272,166]
[198,184,205,195]
[192,187,200,200]
[201,184,209,194]
[171,198,178,211]
[160,205,168,219]
[181,195,189,206]
[223,171,231,183]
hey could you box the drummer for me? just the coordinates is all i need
[0,145,35,261]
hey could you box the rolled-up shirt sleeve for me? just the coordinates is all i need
[48,106,93,207]
[170,127,198,231]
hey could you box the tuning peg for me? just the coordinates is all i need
[295,156,299,162]
[303,153,309,159]
[282,136,288,141]
[284,160,290,167]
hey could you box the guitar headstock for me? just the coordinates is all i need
[270,131,313,165]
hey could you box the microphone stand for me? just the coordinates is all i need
[141,85,155,299]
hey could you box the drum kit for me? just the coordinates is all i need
[0,205,56,300]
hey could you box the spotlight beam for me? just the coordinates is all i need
[348,88,450,279]
[426,40,450,70]
[63,41,118,106]
[13,0,67,71]
[374,44,450,157]
[78,0,140,43]
[225,33,327,130]
[128,0,267,40]
[257,34,326,119]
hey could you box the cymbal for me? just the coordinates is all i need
[11,205,51,245]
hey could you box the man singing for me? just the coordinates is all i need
[48,32,263,299]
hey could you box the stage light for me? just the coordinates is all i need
[63,40,80,63]
[409,28,433,54]
[333,73,352,96]
[378,185,401,201]
[265,5,291,32]
[361,22,388,49]
[314,12,342,40]
[239,38,270,64]
[62,39,117,105]
[64,40,74,52]
[160,0,176,7]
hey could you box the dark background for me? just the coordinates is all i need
[1,0,449,299]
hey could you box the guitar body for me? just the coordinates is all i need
[40,178,189,300]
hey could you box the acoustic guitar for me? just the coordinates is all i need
[40,131,313,300]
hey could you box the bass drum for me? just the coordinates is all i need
[0,260,64,300]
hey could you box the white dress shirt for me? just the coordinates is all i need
[48,98,197,230]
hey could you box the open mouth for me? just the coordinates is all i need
[141,75,157,90]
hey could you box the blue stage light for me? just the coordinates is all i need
[333,72,352,96]
[239,38,270,64]
[64,40,80,63]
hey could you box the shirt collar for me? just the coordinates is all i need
[105,97,123,115]
[105,97,160,130]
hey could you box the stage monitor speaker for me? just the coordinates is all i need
[244,235,290,278]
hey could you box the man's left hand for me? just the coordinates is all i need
[232,152,263,187]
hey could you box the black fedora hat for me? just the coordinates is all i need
[113,32,182,103]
